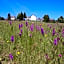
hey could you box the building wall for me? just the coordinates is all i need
[24,15,37,21]
[30,15,37,21]
[11,18,15,21]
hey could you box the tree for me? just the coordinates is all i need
[17,13,22,21]
[24,12,27,18]
[17,12,23,20]
[8,13,11,20]
[58,16,64,23]
[43,15,49,22]
[21,12,23,20]
[0,16,5,20]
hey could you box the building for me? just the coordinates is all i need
[24,16,31,21]
[24,15,37,21]
[30,15,37,21]
[50,19,55,22]
[11,16,16,21]
[37,18,41,21]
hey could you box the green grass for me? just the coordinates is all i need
[0,21,64,64]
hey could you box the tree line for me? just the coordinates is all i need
[43,15,64,23]
[7,12,27,21]
[0,12,64,23]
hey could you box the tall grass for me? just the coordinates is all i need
[0,21,64,64]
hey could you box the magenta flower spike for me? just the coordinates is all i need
[36,25,40,31]
[19,32,22,37]
[50,25,52,29]
[58,54,62,57]
[47,24,49,27]
[9,21,12,25]
[19,24,21,29]
[41,28,44,35]
[45,54,50,60]
[21,29,23,33]
[52,28,55,36]
[45,54,48,59]
[9,54,13,60]
[57,37,60,42]
[11,36,14,42]
[30,24,34,32]
[54,38,57,45]
[25,21,28,27]
[21,24,23,28]
[62,28,64,37]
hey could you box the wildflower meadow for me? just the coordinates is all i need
[0,21,64,64]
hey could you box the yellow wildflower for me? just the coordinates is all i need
[7,40,9,43]
[45,34,47,37]
[17,51,20,55]
[0,58,2,61]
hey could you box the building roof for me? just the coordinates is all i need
[11,16,15,18]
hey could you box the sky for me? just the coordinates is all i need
[0,0,64,20]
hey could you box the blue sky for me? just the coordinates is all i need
[0,0,64,20]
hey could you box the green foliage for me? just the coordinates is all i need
[24,12,27,18]
[0,17,5,20]
[17,12,27,21]
[8,13,11,20]
[50,20,56,23]
[43,15,49,22]
[21,12,23,20]
[17,13,22,21]
[0,21,64,64]
[58,16,64,23]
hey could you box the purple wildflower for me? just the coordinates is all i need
[54,38,57,45]
[30,24,34,32]
[45,54,50,60]
[9,54,13,60]
[62,28,64,33]
[19,24,21,29]
[21,29,23,33]
[19,32,22,37]
[52,28,55,36]
[45,54,48,59]
[57,37,60,42]
[47,24,50,27]
[47,24,51,28]
[21,24,23,28]
[36,25,40,31]
[25,21,28,27]
[62,28,64,37]
[58,54,62,57]
[9,21,12,25]
[41,28,44,35]
[11,36,14,42]
[50,25,52,29]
